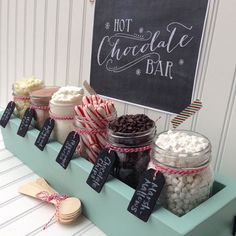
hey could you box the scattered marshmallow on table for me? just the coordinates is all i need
[151,130,213,216]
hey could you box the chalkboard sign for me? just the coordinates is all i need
[127,169,165,222]
[17,108,36,137]
[0,101,15,128]
[90,0,209,113]
[35,118,55,151]
[86,149,117,193]
[56,131,80,169]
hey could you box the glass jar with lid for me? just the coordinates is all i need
[150,130,213,216]
[74,111,117,163]
[49,86,84,144]
[107,114,156,189]
[29,87,59,130]
[12,77,44,118]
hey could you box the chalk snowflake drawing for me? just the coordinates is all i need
[179,59,185,65]
[136,69,141,76]
[139,27,144,34]
[105,22,110,30]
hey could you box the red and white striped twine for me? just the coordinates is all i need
[30,104,49,111]
[49,113,74,121]
[13,96,30,102]
[107,144,151,153]
[150,160,208,176]
[36,191,68,230]
[74,127,107,135]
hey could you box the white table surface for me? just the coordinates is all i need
[0,130,107,236]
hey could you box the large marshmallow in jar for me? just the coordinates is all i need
[49,86,84,144]
[151,130,213,216]
[12,76,44,118]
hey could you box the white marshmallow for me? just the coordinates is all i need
[152,130,213,216]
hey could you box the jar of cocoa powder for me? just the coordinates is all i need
[29,87,59,130]
[107,114,156,189]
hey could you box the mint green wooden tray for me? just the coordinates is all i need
[1,112,236,236]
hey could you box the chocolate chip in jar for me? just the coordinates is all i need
[107,114,156,189]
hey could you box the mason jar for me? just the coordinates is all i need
[13,94,31,119]
[12,78,44,118]
[29,87,59,130]
[107,126,156,189]
[74,111,117,163]
[49,102,77,144]
[49,86,84,144]
[150,130,213,216]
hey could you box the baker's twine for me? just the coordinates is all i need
[74,127,106,135]
[30,104,49,111]
[106,143,151,153]
[49,113,74,121]
[13,96,30,102]
[150,159,208,176]
[36,191,68,230]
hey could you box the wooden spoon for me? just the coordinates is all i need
[18,178,82,224]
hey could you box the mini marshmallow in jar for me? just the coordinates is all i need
[150,130,213,217]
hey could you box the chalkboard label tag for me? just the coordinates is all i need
[56,131,80,169]
[17,108,36,137]
[86,149,117,193]
[127,169,165,222]
[0,101,15,128]
[35,118,55,151]
[232,216,236,236]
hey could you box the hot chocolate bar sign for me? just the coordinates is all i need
[90,0,209,114]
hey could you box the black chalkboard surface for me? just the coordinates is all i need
[35,118,55,151]
[127,169,165,222]
[86,149,117,193]
[17,108,36,137]
[0,102,15,128]
[90,0,209,113]
[56,131,80,169]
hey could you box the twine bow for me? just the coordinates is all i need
[36,191,68,230]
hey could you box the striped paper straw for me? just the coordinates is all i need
[171,99,203,129]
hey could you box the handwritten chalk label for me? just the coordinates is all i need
[35,118,55,151]
[90,0,209,113]
[86,149,117,193]
[17,108,36,137]
[127,169,165,222]
[56,131,80,169]
[0,101,15,128]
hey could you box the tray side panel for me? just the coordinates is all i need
[1,119,180,236]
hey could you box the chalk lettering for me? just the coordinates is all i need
[97,22,193,76]
[87,149,117,193]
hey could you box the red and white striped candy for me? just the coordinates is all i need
[74,95,116,162]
